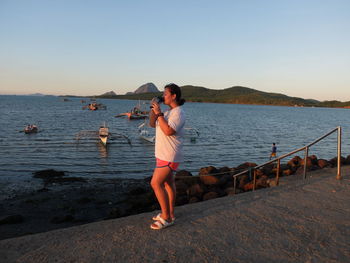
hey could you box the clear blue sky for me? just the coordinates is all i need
[1,0,349,101]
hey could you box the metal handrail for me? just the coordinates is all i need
[231,126,342,192]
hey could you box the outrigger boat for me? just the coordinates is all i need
[99,123,109,146]
[75,123,131,147]
[24,124,38,134]
[115,100,149,120]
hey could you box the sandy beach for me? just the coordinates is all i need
[0,166,349,262]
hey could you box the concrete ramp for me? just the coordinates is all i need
[1,167,350,263]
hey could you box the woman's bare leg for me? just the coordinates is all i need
[164,172,176,220]
[150,167,172,221]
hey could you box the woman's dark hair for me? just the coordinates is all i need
[164,83,185,106]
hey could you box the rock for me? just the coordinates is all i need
[188,196,200,203]
[0,215,24,225]
[199,166,219,176]
[317,159,329,168]
[224,187,236,196]
[243,182,254,191]
[310,155,318,165]
[282,169,294,176]
[76,197,92,204]
[345,155,350,165]
[256,175,268,189]
[203,191,219,201]
[328,156,346,167]
[128,187,148,195]
[199,166,220,185]
[176,170,192,177]
[175,181,188,195]
[107,207,122,219]
[261,164,275,176]
[236,162,257,170]
[287,156,302,169]
[175,195,189,206]
[33,169,65,179]
[186,183,205,198]
[267,179,277,187]
[50,215,74,224]
[300,157,313,168]
[200,175,219,185]
[237,175,249,189]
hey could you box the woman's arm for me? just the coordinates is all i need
[150,101,176,135]
[149,110,157,128]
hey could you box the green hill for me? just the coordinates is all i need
[96,85,350,108]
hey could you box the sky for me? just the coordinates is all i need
[0,0,349,101]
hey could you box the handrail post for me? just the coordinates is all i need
[337,126,342,180]
[303,147,309,179]
[233,176,237,195]
[276,159,281,186]
[253,169,256,191]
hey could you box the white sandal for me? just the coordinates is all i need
[150,216,174,230]
[152,213,176,222]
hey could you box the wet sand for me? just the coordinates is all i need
[1,166,349,263]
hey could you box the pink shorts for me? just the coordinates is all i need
[156,158,179,172]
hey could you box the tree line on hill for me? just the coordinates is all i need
[95,85,350,108]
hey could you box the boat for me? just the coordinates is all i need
[99,123,109,146]
[138,122,155,143]
[116,100,149,120]
[82,102,107,111]
[24,124,38,134]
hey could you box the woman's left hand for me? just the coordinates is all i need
[151,102,161,115]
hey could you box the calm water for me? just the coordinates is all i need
[0,95,349,182]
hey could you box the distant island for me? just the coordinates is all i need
[95,85,350,108]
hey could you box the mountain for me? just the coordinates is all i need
[100,91,117,96]
[95,85,350,108]
[133,83,159,94]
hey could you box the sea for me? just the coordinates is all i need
[0,95,349,194]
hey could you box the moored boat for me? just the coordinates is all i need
[24,124,38,134]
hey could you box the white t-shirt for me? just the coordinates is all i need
[155,106,186,163]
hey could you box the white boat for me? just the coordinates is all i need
[138,122,155,143]
[99,124,109,146]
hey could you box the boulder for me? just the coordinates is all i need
[175,195,189,206]
[282,169,294,176]
[328,156,346,167]
[33,169,65,179]
[309,155,318,165]
[236,162,257,170]
[345,155,350,165]
[243,182,254,191]
[175,181,188,195]
[199,166,219,176]
[287,156,302,169]
[50,215,74,224]
[176,170,192,177]
[256,175,268,189]
[200,175,219,185]
[237,175,249,189]
[202,191,219,201]
[317,159,329,169]
[186,183,205,198]
[300,157,313,168]
[188,196,201,203]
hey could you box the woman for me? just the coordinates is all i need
[149,83,186,230]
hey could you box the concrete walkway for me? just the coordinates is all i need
[1,167,350,263]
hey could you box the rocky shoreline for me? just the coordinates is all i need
[1,154,350,240]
